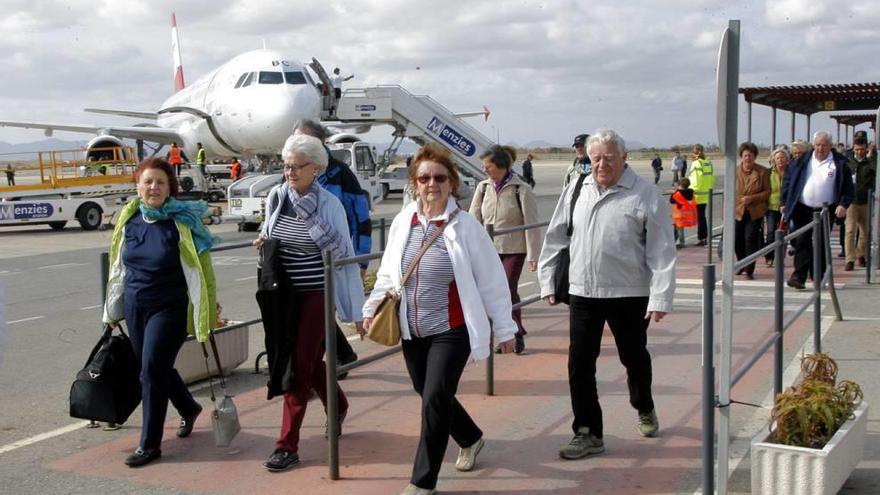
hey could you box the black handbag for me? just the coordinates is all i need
[69,324,141,424]
[553,174,587,304]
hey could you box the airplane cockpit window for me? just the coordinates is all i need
[259,72,284,84]
[234,73,249,89]
[284,72,307,85]
[241,72,256,87]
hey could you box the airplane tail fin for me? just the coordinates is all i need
[171,12,185,92]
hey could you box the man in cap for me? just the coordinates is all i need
[563,133,591,188]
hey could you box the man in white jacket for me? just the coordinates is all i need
[538,129,677,460]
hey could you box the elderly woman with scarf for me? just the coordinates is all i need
[253,134,365,472]
[103,157,219,467]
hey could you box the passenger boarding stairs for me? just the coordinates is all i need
[333,85,491,181]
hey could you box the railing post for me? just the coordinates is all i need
[773,230,785,397]
[485,224,495,397]
[702,264,716,495]
[379,217,387,251]
[812,212,822,353]
[323,250,340,480]
[707,189,714,264]
[868,189,874,284]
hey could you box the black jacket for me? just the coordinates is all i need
[256,238,299,399]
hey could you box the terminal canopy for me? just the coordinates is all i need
[829,113,876,129]
[739,82,880,115]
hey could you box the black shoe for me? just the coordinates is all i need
[837,251,845,258]
[787,278,806,290]
[177,404,203,438]
[697,239,708,247]
[324,409,348,438]
[125,447,161,467]
[858,256,867,267]
[745,272,755,280]
[337,353,357,380]
[264,449,299,472]
[514,335,525,354]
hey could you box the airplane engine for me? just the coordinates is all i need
[85,135,131,162]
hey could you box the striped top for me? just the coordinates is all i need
[272,199,324,290]
[402,213,464,337]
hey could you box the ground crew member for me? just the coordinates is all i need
[5,164,14,186]
[670,178,697,248]
[167,142,184,175]
[196,143,207,176]
[687,144,714,246]
[230,158,243,180]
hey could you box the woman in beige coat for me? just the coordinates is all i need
[469,145,541,354]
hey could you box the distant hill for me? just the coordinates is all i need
[0,138,89,160]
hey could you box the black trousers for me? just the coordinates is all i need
[764,210,782,261]
[568,296,654,438]
[696,203,708,241]
[735,211,764,275]
[789,202,827,283]
[124,299,200,450]
[401,327,481,490]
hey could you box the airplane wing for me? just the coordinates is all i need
[0,120,181,145]
[84,108,159,119]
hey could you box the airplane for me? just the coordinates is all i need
[0,13,324,161]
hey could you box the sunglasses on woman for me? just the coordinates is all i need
[416,174,448,184]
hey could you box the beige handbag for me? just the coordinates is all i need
[368,210,458,346]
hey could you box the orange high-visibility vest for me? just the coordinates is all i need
[671,190,697,228]
[168,146,182,165]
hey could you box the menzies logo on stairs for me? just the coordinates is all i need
[426,117,476,157]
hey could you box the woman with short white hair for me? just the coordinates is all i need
[253,133,365,472]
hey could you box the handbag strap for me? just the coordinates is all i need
[566,174,587,237]
[399,209,459,288]
[200,331,227,403]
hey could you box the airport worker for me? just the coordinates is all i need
[331,67,354,100]
[764,146,790,267]
[362,143,516,495]
[669,178,696,249]
[651,154,663,184]
[521,153,536,187]
[196,143,207,176]
[733,142,771,280]
[563,133,591,187]
[470,144,541,354]
[103,157,218,467]
[686,144,714,246]
[844,135,875,271]
[671,150,684,185]
[538,129,676,459]
[252,134,364,472]
[229,158,243,181]
[6,163,15,186]
[167,142,184,175]
[781,131,853,289]
[294,119,370,371]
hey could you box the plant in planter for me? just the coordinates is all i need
[751,352,868,495]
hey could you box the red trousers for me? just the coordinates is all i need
[276,291,349,453]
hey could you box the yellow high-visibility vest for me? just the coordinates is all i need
[688,158,715,205]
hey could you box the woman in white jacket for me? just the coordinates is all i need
[361,143,517,495]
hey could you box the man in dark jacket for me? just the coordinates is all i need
[781,131,854,289]
[522,153,536,187]
[650,154,662,184]
[844,136,875,270]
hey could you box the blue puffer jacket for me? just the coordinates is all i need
[318,148,372,268]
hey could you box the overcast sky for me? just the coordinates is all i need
[1,0,878,150]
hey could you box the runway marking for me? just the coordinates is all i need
[0,421,88,455]
[7,316,45,325]
[79,304,102,310]
[36,263,87,270]
[518,281,535,288]
[235,275,257,282]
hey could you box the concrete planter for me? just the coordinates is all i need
[175,322,250,384]
[751,402,868,495]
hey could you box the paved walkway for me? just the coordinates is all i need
[41,245,880,494]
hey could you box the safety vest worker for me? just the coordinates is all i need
[671,190,697,227]
[168,144,183,165]
[687,151,714,205]
[230,159,242,180]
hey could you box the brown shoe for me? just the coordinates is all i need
[858,256,867,267]
[845,262,854,271]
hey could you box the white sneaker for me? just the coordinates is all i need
[454,437,484,472]
[400,483,436,495]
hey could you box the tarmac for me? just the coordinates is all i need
[7,238,880,494]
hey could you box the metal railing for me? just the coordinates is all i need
[704,206,844,494]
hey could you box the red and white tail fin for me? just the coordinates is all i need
[171,12,185,92]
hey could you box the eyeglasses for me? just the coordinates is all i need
[283,162,313,173]
[416,174,448,184]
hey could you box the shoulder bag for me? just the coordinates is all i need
[369,210,459,346]
[553,174,587,304]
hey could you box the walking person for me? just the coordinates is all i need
[521,153,536,188]
[470,144,541,354]
[671,150,684,185]
[538,129,676,460]
[670,178,696,249]
[195,143,207,176]
[687,144,715,246]
[253,134,364,472]
[563,133,591,187]
[650,154,663,185]
[782,131,854,289]
[103,157,218,467]
[5,164,14,186]
[362,143,517,495]
[844,136,876,271]
[765,146,790,266]
[733,142,771,280]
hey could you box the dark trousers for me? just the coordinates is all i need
[276,291,349,452]
[789,202,826,283]
[568,296,654,438]
[401,328,480,490]
[499,253,527,336]
[764,210,782,261]
[696,203,708,241]
[653,168,661,184]
[735,211,764,275]
[124,299,200,450]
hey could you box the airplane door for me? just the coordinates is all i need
[308,57,336,117]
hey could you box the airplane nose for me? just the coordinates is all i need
[252,87,321,149]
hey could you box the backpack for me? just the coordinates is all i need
[69,325,142,424]
[480,182,523,216]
